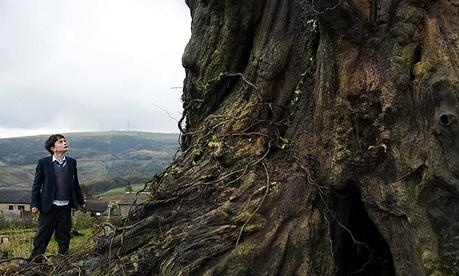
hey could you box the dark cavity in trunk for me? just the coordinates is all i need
[333,185,396,276]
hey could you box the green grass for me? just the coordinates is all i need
[0,228,35,235]
[0,227,95,271]
[98,183,148,196]
[77,160,111,183]
[0,167,34,188]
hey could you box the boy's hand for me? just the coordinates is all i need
[80,204,87,212]
[31,207,39,215]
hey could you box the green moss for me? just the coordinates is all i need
[190,133,210,165]
[232,120,244,131]
[278,136,289,150]
[242,223,262,235]
[233,146,251,160]
[222,262,252,275]
[148,237,161,246]
[171,168,184,179]
[288,47,315,116]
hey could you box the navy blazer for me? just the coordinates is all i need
[31,156,85,214]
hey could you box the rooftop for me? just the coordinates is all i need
[118,192,151,205]
[85,199,109,212]
[0,188,30,204]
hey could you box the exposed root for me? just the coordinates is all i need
[235,161,271,250]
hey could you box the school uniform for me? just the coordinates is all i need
[30,155,85,259]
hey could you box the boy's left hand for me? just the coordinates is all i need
[80,204,87,212]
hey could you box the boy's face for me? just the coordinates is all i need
[51,138,69,154]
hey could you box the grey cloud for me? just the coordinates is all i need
[0,0,190,137]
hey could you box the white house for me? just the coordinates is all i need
[0,188,31,216]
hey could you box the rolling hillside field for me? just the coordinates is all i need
[0,131,179,191]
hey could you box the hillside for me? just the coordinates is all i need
[0,131,179,189]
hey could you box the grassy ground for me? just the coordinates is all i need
[98,182,148,196]
[0,166,34,188]
[97,182,150,202]
[0,226,96,272]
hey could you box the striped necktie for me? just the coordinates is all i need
[54,160,67,168]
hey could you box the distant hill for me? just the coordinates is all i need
[0,131,179,190]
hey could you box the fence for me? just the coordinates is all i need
[0,212,36,229]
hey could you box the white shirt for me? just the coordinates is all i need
[52,155,67,167]
[52,155,69,206]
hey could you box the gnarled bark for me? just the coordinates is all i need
[49,0,459,275]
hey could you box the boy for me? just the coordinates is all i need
[23,134,85,264]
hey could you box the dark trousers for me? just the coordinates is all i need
[30,204,72,260]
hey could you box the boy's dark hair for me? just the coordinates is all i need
[45,134,65,155]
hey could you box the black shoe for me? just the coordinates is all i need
[28,255,45,264]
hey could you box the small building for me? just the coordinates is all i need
[108,202,120,217]
[0,188,31,215]
[85,199,109,217]
[118,192,150,217]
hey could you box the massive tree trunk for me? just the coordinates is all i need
[63,0,459,275]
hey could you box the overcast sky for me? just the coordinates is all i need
[0,0,190,138]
